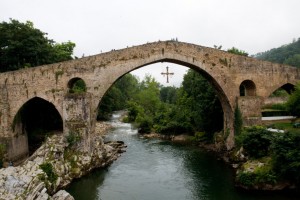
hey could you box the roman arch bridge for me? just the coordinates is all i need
[0,41,299,162]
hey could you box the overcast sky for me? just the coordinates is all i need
[1,0,300,86]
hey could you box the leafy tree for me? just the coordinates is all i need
[160,86,177,104]
[286,82,300,117]
[271,131,300,183]
[236,126,273,158]
[0,19,75,72]
[284,54,300,67]
[98,74,139,120]
[234,105,243,136]
[69,79,87,94]
[227,47,249,56]
[179,70,223,134]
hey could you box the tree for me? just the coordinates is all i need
[0,19,75,72]
[272,131,300,183]
[284,54,300,67]
[227,47,248,56]
[286,82,300,117]
[97,74,139,120]
[179,69,223,134]
[160,86,177,104]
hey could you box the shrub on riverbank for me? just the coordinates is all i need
[235,126,300,189]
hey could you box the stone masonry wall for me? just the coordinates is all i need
[0,41,299,157]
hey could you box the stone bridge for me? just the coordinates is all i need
[0,41,299,162]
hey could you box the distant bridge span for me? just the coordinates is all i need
[0,41,299,162]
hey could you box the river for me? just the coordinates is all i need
[67,111,298,200]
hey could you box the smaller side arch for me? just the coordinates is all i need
[67,77,87,93]
[12,97,63,157]
[239,80,256,96]
[280,83,295,94]
[265,83,296,98]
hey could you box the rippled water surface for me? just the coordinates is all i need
[67,112,299,200]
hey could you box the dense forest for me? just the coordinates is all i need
[255,38,300,67]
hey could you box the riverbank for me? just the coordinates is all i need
[140,131,300,194]
[0,122,126,200]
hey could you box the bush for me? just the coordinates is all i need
[286,83,300,117]
[237,159,277,187]
[236,126,273,158]
[66,131,82,147]
[271,131,300,183]
[39,162,58,183]
[237,172,256,186]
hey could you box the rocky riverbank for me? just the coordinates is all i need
[0,122,126,200]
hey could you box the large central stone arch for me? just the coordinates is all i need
[92,57,235,147]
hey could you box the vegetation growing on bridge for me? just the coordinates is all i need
[0,19,75,72]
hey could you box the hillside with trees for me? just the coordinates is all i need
[255,38,300,67]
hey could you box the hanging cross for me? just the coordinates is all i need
[161,66,174,83]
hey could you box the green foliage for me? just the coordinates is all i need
[99,69,223,137]
[0,19,75,72]
[270,88,289,97]
[194,131,210,142]
[236,172,256,186]
[271,131,300,183]
[286,82,300,117]
[69,79,86,94]
[236,125,300,185]
[55,70,64,83]
[234,106,243,136]
[227,47,249,56]
[39,162,58,183]
[98,74,139,120]
[237,169,277,187]
[160,86,177,104]
[255,38,300,67]
[265,103,287,111]
[236,126,273,158]
[237,157,277,187]
[66,131,82,147]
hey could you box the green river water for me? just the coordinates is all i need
[67,112,299,200]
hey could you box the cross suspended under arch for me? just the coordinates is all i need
[161,66,174,83]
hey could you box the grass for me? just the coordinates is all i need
[269,120,300,132]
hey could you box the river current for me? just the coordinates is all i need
[67,111,298,200]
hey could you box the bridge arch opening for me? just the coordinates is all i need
[239,80,256,96]
[68,77,87,93]
[13,97,63,155]
[277,83,295,95]
[262,83,294,117]
[97,61,231,140]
